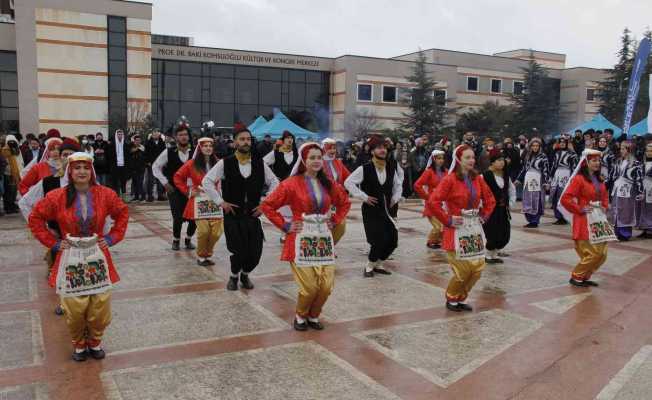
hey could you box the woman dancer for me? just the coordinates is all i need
[550,138,577,225]
[261,143,350,331]
[610,141,643,241]
[173,137,223,266]
[429,145,495,312]
[560,149,614,286]
[482,149,515,264]
[28,152,128,361]
[415,149,448,249]
[636,142,652,238]
[517,138,549,228]
[19,137,63,195]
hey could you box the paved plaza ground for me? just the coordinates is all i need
[1,200,652,399]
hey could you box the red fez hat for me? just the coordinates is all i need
[46,129,61,139]
[367,134,386,151]
[60,137,81,153]
[233,122,250,137]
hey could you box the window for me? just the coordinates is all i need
[586,88,596,102]
[491,79,502,94]
[107,16,127,133]
[513,81,524,95]
[357,83,372,102]
[434,89,447,106]
[466,76,479,92]
[382,85,397,103]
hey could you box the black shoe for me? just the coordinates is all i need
[373,268,392,275]
[205,259,215,266]
[280,236,286,244]
[88,348,106,360]
[426,242,441,249]
[307,320,324,330]
[458,303,473,311]
[524,223,538,228]
[497,251,510,257]
[54,305,65,316]
[147,197,154,203]
[184,239,195,250]
[552,219,567,225]
[486,258,498,264]
[157,196,167,201]
[227,276,239,291]
[240,274,254,290]
[569,279,589,287]
[584,280,599,287]
[293,318,308,331]
[172,240,180,251]
[72,350,88,362]
[363,269,374,278]
[446,302,464,312]
[617,236,629,242]
[493,258,504,264]
[197,259,212,267]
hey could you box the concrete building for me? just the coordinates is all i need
[0,0,607,139]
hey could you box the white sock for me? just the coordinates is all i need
[308,317,319,323]
[231,273,239,279]
[90,345,102,351]
[366,261,378,272]
[75,347,86,353]
[295,315,306,323]
[448,301,458,306]
[375,262,386,270]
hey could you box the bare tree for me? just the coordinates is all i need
[344,108,383,139]
[126,102,152,135]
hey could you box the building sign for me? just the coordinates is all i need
[153,45,332,71]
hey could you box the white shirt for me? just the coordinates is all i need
[263,150,295,167]
[18,178,65,220]
[494,175,517,209]
[202,157,279,207]
[151,147,191,186]
[344,163,404,207]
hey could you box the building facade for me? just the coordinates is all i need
[0,0,607,139]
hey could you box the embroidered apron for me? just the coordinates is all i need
[194,192,223,219]
[294,213,335,266]
[56,234,112,297]
[587,202,617,244]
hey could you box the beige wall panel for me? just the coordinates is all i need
[332,95,346,111]
[0,23,16,51]
[359,104,408,119]
[127,50,151,75]
[40,123,108,137]
[127,18,151,32]
[127,77,151,99]
[36,43,107,71]
[456,92,512,105]
[36,25,107,44]
[127,33,151,49]
[38,98,108,121]
[36,8,107,27]
[331,116,345,132]
[458,67,524,80]
[333,73,346,92]
[38,73,108,97]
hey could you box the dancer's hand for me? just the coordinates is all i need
[164,183,175,194]
[97,237,109,250]
[581,206,593,214]
[365,196,378,206]
[251,206,262,217]
[451,216,464,226]
[327,219,335,230]
[289,221,303,233]
[191,187,204,197]
[58,239,71,250]
[221,201,239,215]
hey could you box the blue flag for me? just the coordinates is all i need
[623,37,651,136]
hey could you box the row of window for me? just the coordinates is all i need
[107,15,127,132]
[465,76,524,95]
[356,83,447,105]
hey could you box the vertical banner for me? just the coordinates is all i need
[623,38,651,136]
[648,74,652,133]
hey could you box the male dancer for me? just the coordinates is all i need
[203,123,279,290]
[345,134,404,277]
[153,120,196,250]
[264,130,298,180]
[321,138,350,244]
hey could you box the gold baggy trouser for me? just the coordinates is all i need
[571,240,608,281]
[428,217,443,244]
[60,291,112,349]
[196,219,224,258]
[445,252,485,302]
[290,263,335,319]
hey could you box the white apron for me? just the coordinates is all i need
[194,192,223,219]
[294,214,335,267]
[56,235,112,297]
[454,209,486,261]
[524,170,542,192]
[551,168,571,189]
[613,177,633,199]
[586,202,617,244]
[644,177,652,204]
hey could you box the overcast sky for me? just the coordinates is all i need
[150,0,651,69]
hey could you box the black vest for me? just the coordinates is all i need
[360,161,398,219]
[272,149,297,180]
[162,148,191,182]
[482,170,510,208]
[42,176,61,233]
[221,155,265,217]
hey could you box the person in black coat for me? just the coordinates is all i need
[108,129,130,197]
[145,129,166,201]
[128,134,148,202]
[21,135,43,166]
[482,149,515,264]
[93,132,111,186]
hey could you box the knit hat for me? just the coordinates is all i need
[367,134,386,151]
[60,137,81,153]
[46,129,61,139]
[489,148,504,163]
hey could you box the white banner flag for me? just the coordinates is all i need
[648,74,652,133]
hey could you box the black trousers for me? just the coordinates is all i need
[483,205,511,251]
[112,166,129,196]
[363,213,398,262]
[131,170,145,200]
[168,190,196,239]
[224,214,264,275]
[145,166,164,199]
[2,178,17,212]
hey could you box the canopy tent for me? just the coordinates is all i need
[629,118,649,136]
[247,116,267,133]
[251,111,317,139]
[568,113,622,137]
